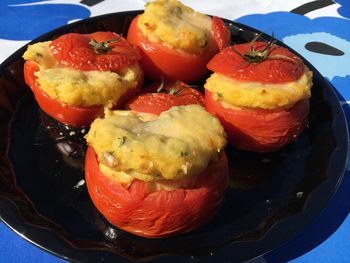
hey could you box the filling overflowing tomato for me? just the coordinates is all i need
[84,105,228,237]
[23,32,143,127]
[204,40,313,152]
[127,0,230,82]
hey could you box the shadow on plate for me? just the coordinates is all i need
[265,90,350,262]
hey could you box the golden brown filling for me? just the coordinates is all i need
[205,70,313,110]
[23,41,142,107]
[85,105,226,185]
[138,0,213,54]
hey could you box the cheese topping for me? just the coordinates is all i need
[23,41,60,69]
[23,41,142,107]
[205,70,313,110]
[138,0,213,54]
[85,105,226,184]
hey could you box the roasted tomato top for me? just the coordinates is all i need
[126,80,204,115]
[207,42,305,83]
[49,31,141,72]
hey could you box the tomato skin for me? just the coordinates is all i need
[49,32,141,72]
[85,146,229,238]
[204,90,309,152]
[127,16,219,83]
[32,80,104,127]
[207,42,305,83]
[125,80,204,115]
[23,60,39,91]
[212,16,231,51]
[23,61,142,127]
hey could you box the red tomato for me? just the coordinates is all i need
[125,80,204,115]
[207,42,305,83]
[49,32,141,72]
[212,16,231,51]
[205,90,309,152]
[85,146,228,238]
[127,15,222,82]
[23,61,142,127]
[31,78,103,127]
[23,60,39,91]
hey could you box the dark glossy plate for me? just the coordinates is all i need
[0,11,348,263]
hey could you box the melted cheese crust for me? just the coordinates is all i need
[23,42,142,107]
[85,105,226,184]
[204,70,313,110]
[138,0,213,54]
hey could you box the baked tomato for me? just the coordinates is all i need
[127,15,230,82]
[23,32,143,127]
[125,80,204,115]
[204,39,312,152]
[23,60,141,127]
[205,90,310,152]
[85,146,228,238]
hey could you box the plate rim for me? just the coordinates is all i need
[0,10,348,263]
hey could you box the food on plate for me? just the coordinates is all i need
[23,32,143,127]
[125,80,204,114]
[127,0,230,82]
[204,35,313,152]
[85,104,228,238]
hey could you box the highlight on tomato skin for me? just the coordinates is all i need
[127,15,221,83]
[211,16,231,51]
[85,146,229,238]
[125,80,204,115]
[204,90,310,153]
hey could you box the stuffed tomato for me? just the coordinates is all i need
[125,80,204,115]
[127,0,230,82]
[23,31,143,127]
[204,39,313,152]
[85,104,228,238]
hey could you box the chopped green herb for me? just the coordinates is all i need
[156,78,164,93]
[118,136,127,146]
[180,151,188,157]
[168,87,177,95]
[216,92,223,98]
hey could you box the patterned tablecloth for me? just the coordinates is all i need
[1,1,349,262]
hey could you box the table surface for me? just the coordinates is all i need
[1,0,350,262]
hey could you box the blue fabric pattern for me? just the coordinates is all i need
[0,0,90,40]
[236,12,350,101]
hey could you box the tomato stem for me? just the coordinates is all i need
[89,36,122,54]
[230,33,297,65]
